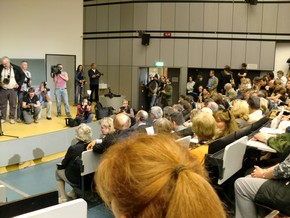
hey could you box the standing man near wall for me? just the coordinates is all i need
[17,60,32,122]
[207,70,219,93]
[0,56,25,124]
[51,64,71,117]
[88,63,102,102]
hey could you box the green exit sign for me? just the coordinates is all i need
[155,61,164,67]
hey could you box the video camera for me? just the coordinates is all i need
[27,103,35,114]
[51,65,61,75]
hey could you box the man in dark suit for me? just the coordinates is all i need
[0,56,25,124]
[133,110,149,133]
[88,63,102,102]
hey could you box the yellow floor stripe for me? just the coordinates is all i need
[0,151,66,174]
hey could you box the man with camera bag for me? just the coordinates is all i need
[0,56,25,124]
[35,82,52,120]
[88,63,102,102]
[51,64,71,117]
[22,87,41,124]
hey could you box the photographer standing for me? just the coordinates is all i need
[88,63,102,102]
[35,82,52,120]
[17,60,32,122]
[22,87,41,124]
[74,65,86,106]
[0,56,25,124]
[51,64,71,117]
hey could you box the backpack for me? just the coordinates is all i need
[94,101,113,120]
[65,117,82,127]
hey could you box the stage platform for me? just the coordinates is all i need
[0,102,102,171]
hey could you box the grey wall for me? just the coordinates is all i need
[83,2,290,108]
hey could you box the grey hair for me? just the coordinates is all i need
[224,83,232,90]
[150,106,163,119]
[136,110,148,122]
[1,56,10,62]
[75,123,92,143]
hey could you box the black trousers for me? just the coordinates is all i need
[89,84,99,102]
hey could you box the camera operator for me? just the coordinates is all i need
[35,82,52,120]
[17,60,32,123]
[76,97,93,123]
[51,64,71,117]
[0,56,25,124]
[74,65,86,106]
[22,87,41,124]
[88,63,103,102]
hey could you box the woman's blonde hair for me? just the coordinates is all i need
[231,100,249,121]
[99,117,115,133]
[213,110,239,137]
[191,111,216,142]
[95,134,226,218]
[154,117,174,134]
[75,123,92,143]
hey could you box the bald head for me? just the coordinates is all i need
[114,113,131,131]
[136,110,148,123]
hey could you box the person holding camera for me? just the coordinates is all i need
[75,97,93,123]
[74,65,86,106]
[17,60,32,123]
[88,63,102,102]
[35,82,52,120]
[22,87,41,124]
[0,56,25,124]
[51,64,71,117]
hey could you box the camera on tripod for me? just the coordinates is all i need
[51,65,61,76]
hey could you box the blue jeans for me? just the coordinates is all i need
[17,91,24,119]
[55,88,71,116]
[74,84,84,105]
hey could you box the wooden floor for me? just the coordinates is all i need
[0,101,97,142]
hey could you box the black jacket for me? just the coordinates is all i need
[0,63,25,89]
[93,128,135,154]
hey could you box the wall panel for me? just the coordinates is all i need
[175,3,190,31]
[202,40,217,68]
[260,41,275,70]
[119,66,132,101]
[277,4,290,33]
[161,3,175,31]
[247,5,262,33]
[84,6,97,32]
[120,4,134,31]
[246,41,261,68]
[146,39,160,66]
[84,40,96,66]
[132,39,146,66]
[133,3,147,30]
[218,4,233,32]
[147,3,161,30]
[108,39,120,66]
[97,5,109,32]
[233,4,247,32]
[160,39,174,67]
[204,4,218,32]
[217,40,232,68]
[96,40,108,66]
[188,39,203,67]
[189,3,204,31]
[262,4,278,33]
[109,5,121,31]
[231,40,246,69]
[107,66,120,94]
[174,39,189,67]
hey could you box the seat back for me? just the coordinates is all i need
[251,116,269,132]
[15,199,87,218]
[176,136,191,148]
[208,132,235,154]
[218,136,248,185]
[0,185,6,204]
[81,150,102,176]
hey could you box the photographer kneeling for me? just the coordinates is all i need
[35,82,52,120]
[76,97,93,123]
[22,87,41,124]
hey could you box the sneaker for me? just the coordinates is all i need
[66,114,72,118]
[66,190,77,199]
[1,120,5,124]
[16,119,22,123]
[58,197,68,204]
[56,114,61,117]
[9,119,15,124]
[34,119,39,123]
[46,117,52,120]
